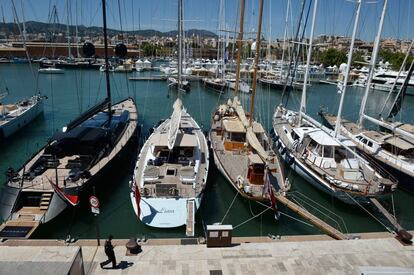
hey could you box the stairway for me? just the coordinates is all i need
[39,193,52,211]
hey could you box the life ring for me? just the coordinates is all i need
[237,175,244,189]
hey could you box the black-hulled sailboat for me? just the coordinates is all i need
[0,0,138,239]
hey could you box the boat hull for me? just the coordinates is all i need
[0,98,43,139]
[272,130,377,205]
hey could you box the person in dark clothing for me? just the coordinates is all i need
[100,235,117,269]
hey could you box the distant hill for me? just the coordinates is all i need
[0,21,216,38]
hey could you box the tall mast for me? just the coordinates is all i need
[101,0,111,111]
[234,0,245,95]
[75,0,80,58]
[20,0,27,42]
[281,0,290,70]
[333,0,362,137]
[358,0,388,127]
[66,0,72,58]
[249,0,264,124]
[298,0,318,123]
[267,0,271,60]
[178,0,183,86]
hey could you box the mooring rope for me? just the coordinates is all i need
[220,191,239,224]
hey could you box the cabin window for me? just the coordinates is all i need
[361,138,367,144]
[291,131,300,141]
[356,136,362,141]
[367,141,373,147]
[323,146,333,158]
[334,147,354,162]
[308,140,318,151]
[231,133,245,142]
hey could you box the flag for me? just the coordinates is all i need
[47,177,79,206]
[263,167,277,212]
[388,59,414,119]
[134,184,141,218]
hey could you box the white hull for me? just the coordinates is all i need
[0,98,43,138]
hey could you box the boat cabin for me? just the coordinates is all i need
[247,154,265,185]
[222,118,246,151]
[150,132,198,167]
[355,131,414,158]
[294,128,358,169]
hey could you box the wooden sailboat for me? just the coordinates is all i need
[210,0,288,208]
[272,0,397,205]
[0,0,138,239]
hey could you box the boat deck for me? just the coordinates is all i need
[8,98,138,192]
[273,108,392,196]
[211,119,285,201]
[136,112,208,199]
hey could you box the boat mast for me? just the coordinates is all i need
[75,0,80,58]
[234,0,245,95]
[358,0,388,127]
[178,0,183,87]
[101,0,112,112]
[249,0,264,124]
[333,0,362,138]
[280,0,290,72]
[20,0,27,42]
[267,0,271,60]
[66,0,72,59]
[379,40,414,116]
[298,0,318,124]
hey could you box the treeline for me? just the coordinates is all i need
[379,50,414,70]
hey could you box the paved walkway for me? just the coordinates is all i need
[1,236,413,274]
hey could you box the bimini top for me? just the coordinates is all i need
[222,118,245,133]
[294,127,355,147]
[383,136,414,151]
[151,132,198,147]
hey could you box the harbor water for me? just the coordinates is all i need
[1,63,413,240]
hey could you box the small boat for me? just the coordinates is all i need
[130,98,209,234]
[227,79,251,93]
[167,77,191,92]
[0,94,44,139]
[38,67,64,74]
[99,64,114,72]
[202,78,226,94]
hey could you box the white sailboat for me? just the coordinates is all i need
[130,98,209,235]
[0,93,44,139]
[131,1,207,235]
[320,0,414,192]
[272,0,397,205]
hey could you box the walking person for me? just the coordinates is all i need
[100,235,117,269]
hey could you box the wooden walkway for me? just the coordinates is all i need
[186,200,195,237]
[275,194,349,240]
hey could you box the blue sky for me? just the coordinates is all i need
[1,0,413,41]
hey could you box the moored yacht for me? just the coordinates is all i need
[130,99,209,235]
[0,94,44,139]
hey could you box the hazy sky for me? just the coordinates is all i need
[1,0,413,41]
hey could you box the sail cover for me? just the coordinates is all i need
[168,98,183,150]
[231,96,270,161]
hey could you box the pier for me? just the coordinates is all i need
[275,194,348,240]
[0,232,413,275]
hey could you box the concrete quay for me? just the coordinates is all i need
[0,233,414,275]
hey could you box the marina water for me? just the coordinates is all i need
[1,63,413,239]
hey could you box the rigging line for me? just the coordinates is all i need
[343,192,393,233]
[220,191,239,224]
[233,206,271,230]
[279,211,313,227]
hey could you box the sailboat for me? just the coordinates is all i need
[130,1,208,237]
[167,0,191,92]
[0,0,138,239]
[272,0,397,205]
[0,92,44,139]
[320,1,414,192]
[202,0,227,94]
[0,4,45,139]
[210,0,288,207]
